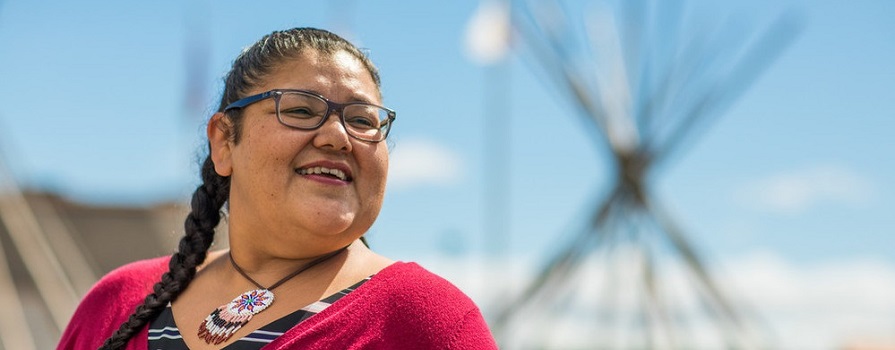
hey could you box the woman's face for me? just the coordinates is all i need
[209,49,388,255]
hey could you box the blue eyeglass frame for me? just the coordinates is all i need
[223,89,397,142]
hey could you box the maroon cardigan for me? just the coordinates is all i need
[58,257,498,349]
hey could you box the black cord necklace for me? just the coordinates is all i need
[197,246,349,345]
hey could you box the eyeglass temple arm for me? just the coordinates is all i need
[223,91,276,111]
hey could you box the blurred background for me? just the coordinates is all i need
[0,0,892,349]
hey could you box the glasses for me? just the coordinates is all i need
[224,89,396,142]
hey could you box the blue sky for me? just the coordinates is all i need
[1,0,888,262]
[0,1,895,261]
[1,0,893,347]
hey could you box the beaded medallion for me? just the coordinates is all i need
[197,246,348,345]
[197,289,275,344]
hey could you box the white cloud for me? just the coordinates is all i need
[418,250,895,350]
[387,138,463,190]
[723,252,895,350]
[736,164,875,215]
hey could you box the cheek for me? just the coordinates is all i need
[378,148,389,174]
[372,149,389,187]
[242,125,306,166]
[359,148,389,198]
[234,136,296,189]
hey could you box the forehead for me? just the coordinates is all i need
[259,50,381,103]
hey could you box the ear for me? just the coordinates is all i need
[208,112,234,177]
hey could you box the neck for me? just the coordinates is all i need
[230,245,349,291]
[226,241,358,285]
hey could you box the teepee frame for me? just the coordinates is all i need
[491,0,798,348]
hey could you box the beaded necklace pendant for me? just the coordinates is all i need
[198,246,348,345]
[197,289,275,345]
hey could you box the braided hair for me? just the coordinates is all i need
[99,27,380,349]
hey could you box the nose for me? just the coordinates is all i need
[312,109,352,152]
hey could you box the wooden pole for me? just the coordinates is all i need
[0,224,38,350]
[0,154,79,330]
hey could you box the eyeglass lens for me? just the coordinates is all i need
[276,92,390,141]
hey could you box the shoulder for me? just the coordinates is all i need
[362,262,498,348]
[95,256,171,294]
[372,262,476,308]
[82,256,171,309]
[57,256,170,349]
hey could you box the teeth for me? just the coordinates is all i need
[298,166,348,181]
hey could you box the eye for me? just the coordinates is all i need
[346,115,379,129]
[281,107,317,119]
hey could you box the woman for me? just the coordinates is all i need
[58,28,497,349]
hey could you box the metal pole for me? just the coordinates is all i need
[484,61,511,258]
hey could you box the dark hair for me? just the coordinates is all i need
[99,27,380,350]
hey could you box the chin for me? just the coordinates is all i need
[307,219,351,234]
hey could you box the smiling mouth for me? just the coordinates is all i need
[296,166,352,182]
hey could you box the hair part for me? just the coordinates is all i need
[98,27,380,349]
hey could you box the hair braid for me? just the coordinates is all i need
[99,157,229,350]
